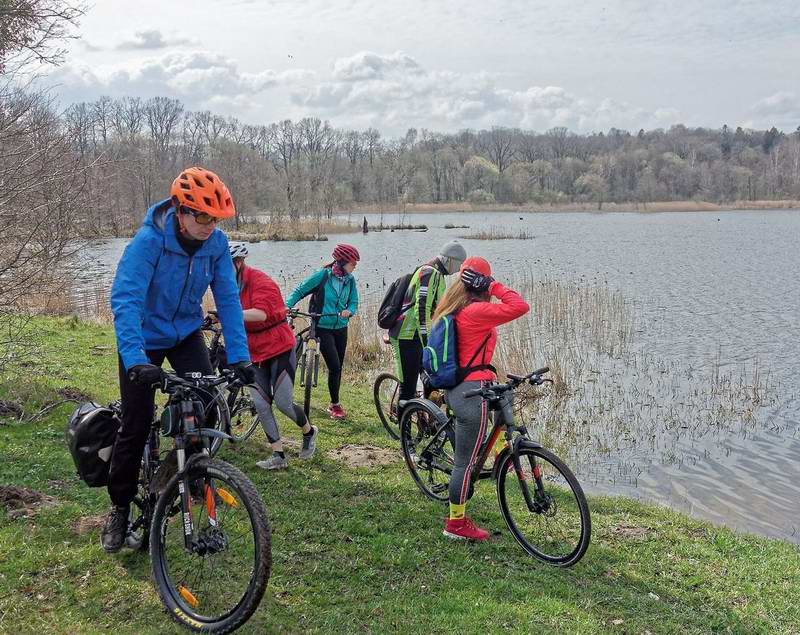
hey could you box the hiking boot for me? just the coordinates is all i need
[298,426,319,460]
[443,516,490,542]
[256,455,289,471]
[101,504,130,553]
[327,403,346,420]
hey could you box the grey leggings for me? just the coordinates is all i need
[250,347,307,444]
[446,380,513,506]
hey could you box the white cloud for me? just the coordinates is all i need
[116,29,193,51]
[48,48,683,134]
[292,51,682,134]
[750,92,800,129]
[48,51,314,116]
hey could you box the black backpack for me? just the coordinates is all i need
[377,272,414,329]
[66,401,121,487]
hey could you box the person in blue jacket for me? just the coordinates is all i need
[102,167,255,554]
[286,243,360,419]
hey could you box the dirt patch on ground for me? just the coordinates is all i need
[58,386,94,402]
[0,485,58,518]
[327,444,399,468]
[609,524,654,541]
[281,437,301,452]
[0,400,23,419]
[72,513,107,535]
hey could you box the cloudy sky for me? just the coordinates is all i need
[48,0,800,136]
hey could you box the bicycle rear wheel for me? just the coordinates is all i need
[399,401,454,503]
[150,458,271,633]
[227,386,260,443]
[496,446,590,566]
[373,372,401,440]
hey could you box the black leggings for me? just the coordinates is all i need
[108,330,213,507]
[317,326,348,404]
[395,337,434,402]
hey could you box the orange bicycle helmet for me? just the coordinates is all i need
[170,167,236,218]
[460,256,491,277]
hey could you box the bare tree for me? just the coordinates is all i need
[0,0,85,370]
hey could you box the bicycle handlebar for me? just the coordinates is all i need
[463,367,551,400]
[288,309,341,319]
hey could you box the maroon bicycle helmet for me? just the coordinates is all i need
[332,243,360,263]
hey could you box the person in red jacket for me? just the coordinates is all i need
[228,243,318,470]
[431,256,529,541]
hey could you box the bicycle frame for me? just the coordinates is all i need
[407,388,550,514]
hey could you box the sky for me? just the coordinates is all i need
[45,0,800,136]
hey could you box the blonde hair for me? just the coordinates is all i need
[432,280,486,322]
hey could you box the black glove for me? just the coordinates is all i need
[232,361,256,385]
[128,364,164,386]
[461,268,494,292]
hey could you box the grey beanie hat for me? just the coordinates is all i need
[438,240,467,274]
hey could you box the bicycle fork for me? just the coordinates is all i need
[506,431,549,514]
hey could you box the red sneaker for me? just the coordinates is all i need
[443,517,490,542]
[327,403,346,420]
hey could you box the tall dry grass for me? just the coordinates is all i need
[459,226,534,240]
[229,218,357,242]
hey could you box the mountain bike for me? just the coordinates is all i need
[202,314,260,455]
[125,369,271,632]
[399,367,591,567]
[288,309,339,419]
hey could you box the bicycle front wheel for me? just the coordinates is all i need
[496,446,590,567]
[150,458,271,633]
[303,349,314,419]
[373,372,401,440]
[399,401,454,503]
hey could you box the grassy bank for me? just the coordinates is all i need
[1,317,799,634]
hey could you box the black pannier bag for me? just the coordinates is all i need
[66,401,121,487]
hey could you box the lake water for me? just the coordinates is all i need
[75,209,800,542]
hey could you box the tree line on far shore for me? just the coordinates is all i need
[61,96,799,235]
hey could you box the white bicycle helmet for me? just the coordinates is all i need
[229,242,249,259]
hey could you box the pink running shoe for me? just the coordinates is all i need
[327,403,346,420]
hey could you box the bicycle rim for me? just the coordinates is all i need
[400,404,453,503]
[374,373,401,440]
[151,459,271,632]
[497,447,590,566]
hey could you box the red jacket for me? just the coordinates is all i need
[455,282,530,381]
[239,265,295,363]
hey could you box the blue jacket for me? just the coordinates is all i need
[285,267,358,330]
[111,199,250,371]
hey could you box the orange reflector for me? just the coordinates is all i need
[217,487,238,507]
[178,585,199,608]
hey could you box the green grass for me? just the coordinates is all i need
[1,317,799,634]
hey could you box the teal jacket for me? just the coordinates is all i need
[286,267,358,330]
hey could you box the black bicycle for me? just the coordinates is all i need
[202,314,260,455]
[399,367,591,567]
[288,309,338,419]
[125,369,271,632]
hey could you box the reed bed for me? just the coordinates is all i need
[47,269,783,489]
[460,226,534,240]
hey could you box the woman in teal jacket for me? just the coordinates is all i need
[286,244,360,419]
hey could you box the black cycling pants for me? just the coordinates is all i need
[108,330,213,507]
[395,337,435,402]
[316,326,348,404]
